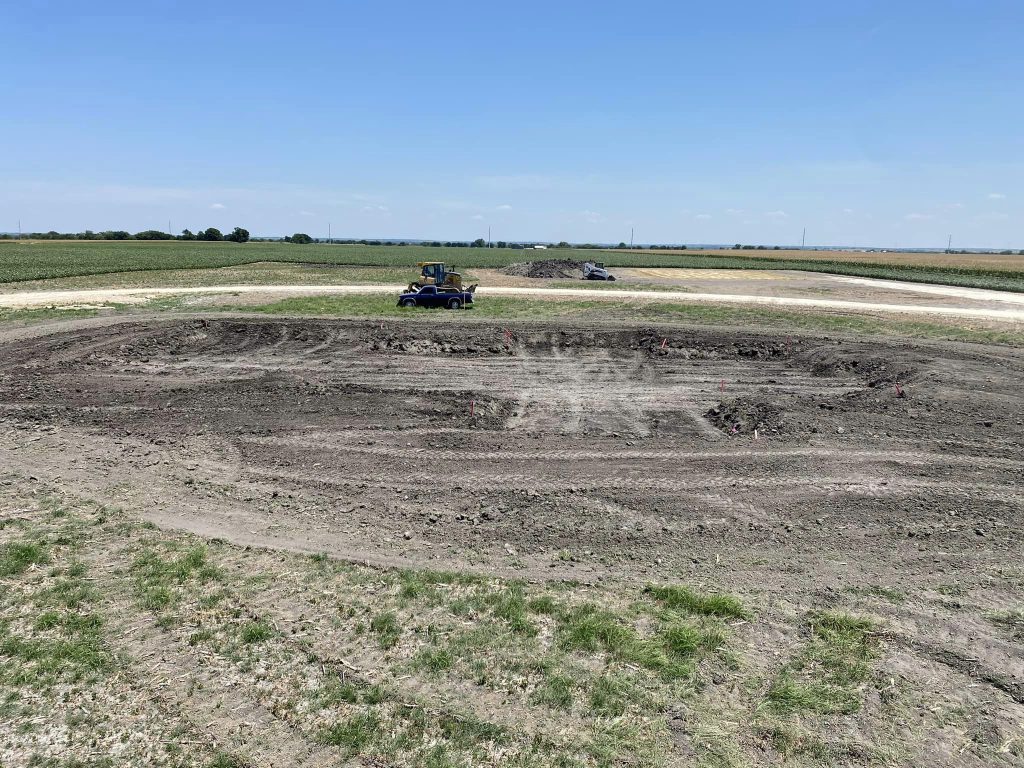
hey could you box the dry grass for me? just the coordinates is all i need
[632,248,1024,272]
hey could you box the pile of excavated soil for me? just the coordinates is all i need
[500,258,585,279]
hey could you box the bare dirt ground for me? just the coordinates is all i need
[1,314,1023,766]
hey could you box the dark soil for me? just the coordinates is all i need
[500,258,585,278]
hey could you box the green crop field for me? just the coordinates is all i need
[1,240,1023,292]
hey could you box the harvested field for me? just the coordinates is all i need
[2,316,1023,766]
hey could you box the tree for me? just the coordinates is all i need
[617,242,627,249]
[179,229,196,241]
[556,241,570,248]
[471,238,486,248]
[135,229,173,240]
[226,227,250,243]
[289,233,313,244]
[200,227,224,241]
[496,240,507,249]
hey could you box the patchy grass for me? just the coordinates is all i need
[370,611,402,649]
[0,539,50,577]
[554,602,720,680]
[414,646,455,674]
[0,479,933,767]
[0,306,102,325]
[764,612,878,716]
[130,544,223,618]
[0,545,110,690]
[644,583,748,619]
[320,710,381,752]
[530,673,576,710]
[239,619,273,644]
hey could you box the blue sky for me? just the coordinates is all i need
[3,1,1021,247]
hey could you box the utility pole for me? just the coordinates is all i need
[17,219,21,240]
[947,234,952,253]
[488,226,491,247]
[801,227,806,248]
[630,227,634,248]
[168,219,172,236]
[328,223,331,244]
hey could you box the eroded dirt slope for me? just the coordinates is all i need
[1,316,1023,766]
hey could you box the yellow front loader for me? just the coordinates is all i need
[408,262,477,293]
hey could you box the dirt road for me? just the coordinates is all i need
[2,280,1024,320]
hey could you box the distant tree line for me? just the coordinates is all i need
[0,227,250,243]
[279,235,536,248]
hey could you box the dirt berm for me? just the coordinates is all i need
[500,258,585,278]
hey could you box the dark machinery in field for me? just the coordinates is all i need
[583,262,616,281]
[408,262,477,293]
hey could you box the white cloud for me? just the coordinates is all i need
[360,205,389,213]
[471,214,485,220]
[842,208,855,215]
[694,213,712,220]
[210,203,225,210]
[580,210,602,223]
[495,204,513,211]
[904,213,934,221]
[765,210,789,219]
[988,193,1006,200]
[975,212,1010,222]
[944,202,964,210]
[298,210,315,217]
[725,208,744,215]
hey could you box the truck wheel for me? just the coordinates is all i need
[401,298,416,308]
[607,275,616,281]
[447,298,462,310]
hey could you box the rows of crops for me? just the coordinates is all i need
[1,240,1023,292]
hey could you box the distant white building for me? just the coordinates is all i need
[533,244,547,249]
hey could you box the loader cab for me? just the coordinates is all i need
[419,262,448,284]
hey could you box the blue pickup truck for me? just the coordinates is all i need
[397,285,475,310]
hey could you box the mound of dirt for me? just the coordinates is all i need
[500,259,585,279]
[706,398,787,435]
